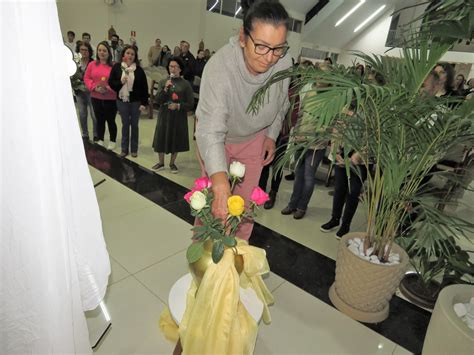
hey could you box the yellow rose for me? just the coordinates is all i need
[227,195,245,216]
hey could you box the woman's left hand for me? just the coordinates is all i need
[139,105,147,112]
[262,137,276,166]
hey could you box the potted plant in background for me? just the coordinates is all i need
[248,1,474,323]
[399,234,474,309]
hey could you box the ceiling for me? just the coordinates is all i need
[282,0,400,50]
[279,0,318,17]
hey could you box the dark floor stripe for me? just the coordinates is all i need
[85,141,430,354]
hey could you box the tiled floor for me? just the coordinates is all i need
[87,167,411,354]
[84,111,473,354]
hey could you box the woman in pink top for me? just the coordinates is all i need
[84,41,117,150]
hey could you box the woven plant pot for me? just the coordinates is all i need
[329,232,409,323]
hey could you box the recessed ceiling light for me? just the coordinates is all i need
[235,6,242,17]
[335,0,366,27]
[354,4,386,32]
[208,0,219,12]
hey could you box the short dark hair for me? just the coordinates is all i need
[82,32,91,38]
[166,56,185,75]
[95,41,113,67]
[241,0,290,35]
[197,49,204,54]
[111,34,119,40]
[67,31,75,37]
[120,45,140,66]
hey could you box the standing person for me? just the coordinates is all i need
[155,45,171,68]
[108,45,149,157]
[193,49,207,79]
[453,73,467,97]
[195,0,292,241]
[179,40,195,85]
[259,79,299,209]
[110,34,122,64]
[152,57,194,173]
[173,45,181,57]
[320,149,368,238]
[147,38,162,66]
[82,32,93,48]
[84,41,117,149]
[281,74,329,220]
[65,30,75,52]
[71,41,97,140]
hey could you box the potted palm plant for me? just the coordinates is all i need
[248,1,474,323]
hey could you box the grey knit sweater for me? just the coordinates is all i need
[195,36,291,176]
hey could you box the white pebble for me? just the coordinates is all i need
[354,238,362,246]
[454,303,467,317]
[348,244,359,255]
[366,247,374,256]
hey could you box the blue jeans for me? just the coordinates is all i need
[288,148,325,211]
[117,100,140,153]
[76,91,97,139]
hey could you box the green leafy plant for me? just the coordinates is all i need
[247,6,474,263]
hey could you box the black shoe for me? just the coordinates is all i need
[320,218,340,232]
[285,172,295,181]
[293,209,306,219]
[335,224,350,239]
[281,206,296,215]
[170,164,179,174]
[264,190,277,210]
[152,162,165,171]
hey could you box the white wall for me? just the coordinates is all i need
[57,0,203,57]
[338,11,474,71]
[57,0,303,62]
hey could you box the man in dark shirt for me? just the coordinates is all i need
[179,40,195,85]
[193,49,207,79]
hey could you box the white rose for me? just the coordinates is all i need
[190,191,206,211]
[229,161,246,178]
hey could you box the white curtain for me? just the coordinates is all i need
[0,1,111,353]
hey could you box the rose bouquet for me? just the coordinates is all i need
[185,161,269,264]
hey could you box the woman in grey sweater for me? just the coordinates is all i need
[195,0,291,241]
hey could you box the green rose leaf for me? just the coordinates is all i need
[223,235,237,247]
[212,240,225,264]
[186,242,204,263]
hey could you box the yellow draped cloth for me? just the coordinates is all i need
[159,240,274,355]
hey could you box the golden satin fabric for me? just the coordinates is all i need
[159,240,274,355]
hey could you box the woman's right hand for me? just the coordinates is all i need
[121,76,128,84]
[164,79,173,91]
[210,173,231,223]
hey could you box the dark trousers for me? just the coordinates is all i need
[91,98,117,142]
[288,148,325,211]
[258,135,287,193]
[117,101,140,153]
[332,165,368,227]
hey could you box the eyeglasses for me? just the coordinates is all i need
[247,33,289,58]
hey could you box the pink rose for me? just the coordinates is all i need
[184,190,195,203]
[250,187,269,206]
[171,92,179,101]
[193,176,211,191]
